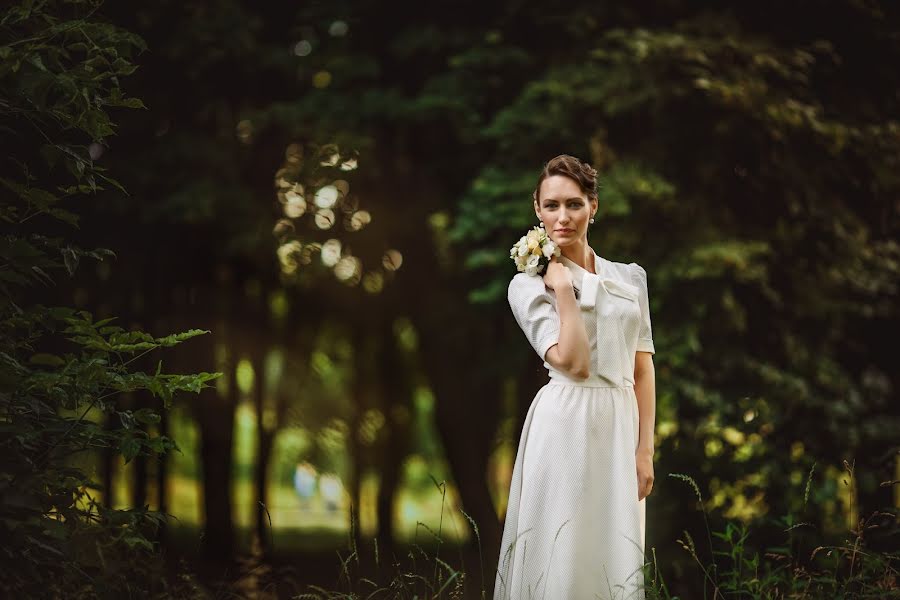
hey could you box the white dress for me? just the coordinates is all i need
[494,249,655,600]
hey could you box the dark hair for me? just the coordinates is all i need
[532,154,598,205]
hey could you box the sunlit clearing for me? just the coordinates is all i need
[329,20,348,36]
[273,218,294,238]
[284,191,307,218]
[314,185,339,209]
[321,238,342,267]
[362,271,384,294]
[319,474,344,508]
[236,359,255,395]
[236,119,253,144]
[340,157,357,171]
[349,210,371,231]
[315,208,335,229]
[293,40,312,56]
[383,249,403,271]
[312,71,332,88]
[334,255,361,283]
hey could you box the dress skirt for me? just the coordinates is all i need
[493,378,646,600]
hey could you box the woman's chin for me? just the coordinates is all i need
[552,235,581,247]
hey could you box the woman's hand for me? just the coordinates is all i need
[636,448,654,500]
[542,256,574,292]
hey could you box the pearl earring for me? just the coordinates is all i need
[539,220,545,228]
[589,216,595,224]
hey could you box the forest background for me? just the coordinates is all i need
[2,0,898,598]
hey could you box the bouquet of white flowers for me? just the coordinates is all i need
[510,225,561,276]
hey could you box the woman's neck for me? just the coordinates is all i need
[560,239,596,274]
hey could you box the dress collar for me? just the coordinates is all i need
[558,248,603,291]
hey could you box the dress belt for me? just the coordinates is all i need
[546,372,634,389]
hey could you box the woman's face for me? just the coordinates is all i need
[534,175,597,247]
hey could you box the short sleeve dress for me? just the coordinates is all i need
[493,248,655,600]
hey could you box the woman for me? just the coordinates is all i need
[493,155,657,600]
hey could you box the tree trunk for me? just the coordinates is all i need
[156,403,170,545]
[251,336,272,556]
[194,305,238,563]
[375,317,409,554]
[414,315,503,595]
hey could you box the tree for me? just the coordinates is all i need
[0,0,218,595]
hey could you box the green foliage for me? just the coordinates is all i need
[658,464,900,599]
[0,0,219,596]
[448,3,900,549]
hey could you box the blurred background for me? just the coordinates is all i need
[4,0,899,598]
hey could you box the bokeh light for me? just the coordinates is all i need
[321,238,342,267]
[362,271,384,294]
[328,21,348,37]
[236,120,253,144]
[334,255,361,283]
[383,249,403,271]
[314,185,339,209]
[284,190,307,218]
[312,71,331,88]
[273,218,294,238]
[348,210,371,231]
[315,208,335,229]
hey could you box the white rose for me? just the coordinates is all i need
[517,244,529,257]
[542,242,556,258]
[525,264,538,276]
[526,254,540,268]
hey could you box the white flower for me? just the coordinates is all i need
[510,226,559,277]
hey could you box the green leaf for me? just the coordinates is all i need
[29,353,65,367]
[61,247,79,276]
[133,408,160,425]
[120,435,141,463]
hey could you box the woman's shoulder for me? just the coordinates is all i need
[508,272,551,300]
[601,258,647,290]
[600,256,644,277]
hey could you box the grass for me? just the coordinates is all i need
[281,457,899,599]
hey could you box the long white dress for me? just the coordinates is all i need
[493,248,655,600]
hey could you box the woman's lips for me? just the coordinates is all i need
[556,228,574,234]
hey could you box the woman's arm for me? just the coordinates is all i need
[543,261,591,379]
[634,351,656,499]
